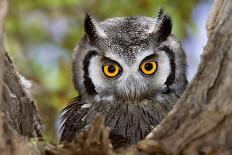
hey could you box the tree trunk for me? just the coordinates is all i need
[0,0,6,112]
[0,1,44,155]
[0,0,43,139]
[2,53,43,138]
[1,0,232,154]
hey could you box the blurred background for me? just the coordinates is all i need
[5,0,213,143]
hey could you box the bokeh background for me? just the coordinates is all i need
[5,0,213,143]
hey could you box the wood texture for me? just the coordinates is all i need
[0,1,44,155]
[0,0,7,113]
[2,53,43,138]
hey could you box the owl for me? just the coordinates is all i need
[60,9,188,148]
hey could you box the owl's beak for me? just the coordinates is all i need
[117,77,146,101]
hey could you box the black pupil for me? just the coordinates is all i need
[108,65,116,73]
[144,63,153,71]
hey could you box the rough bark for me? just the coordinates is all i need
[0,1,44,155]
[0,1,33,155]
[1,0,232,155]
[0,0,43,139]
[0,0,43,138]
[0,0,7,112]
[2,53,43,138]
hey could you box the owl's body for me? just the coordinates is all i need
[61,10,188,147]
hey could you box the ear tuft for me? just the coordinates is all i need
[149,9,172,43]
[84,13,95,38]
[157,12,172,42]
[84,13,106,42]
[156,7,165,20]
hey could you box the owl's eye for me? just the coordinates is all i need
[140,61,157,75]
[102,64,121,78]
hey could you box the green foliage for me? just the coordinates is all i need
[6,0,200,143]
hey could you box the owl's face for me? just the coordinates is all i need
[88,43,171,101]
[73,11,187,102]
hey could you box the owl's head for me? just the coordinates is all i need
[73,9,187,102]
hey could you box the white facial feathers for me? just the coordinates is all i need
[87,50,171,100]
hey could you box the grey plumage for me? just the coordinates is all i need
[60,9,188,148]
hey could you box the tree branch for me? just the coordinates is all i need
[0,1,44,155]
[2,53,43,138]
[0,0,7,112]
[0,0,43,138]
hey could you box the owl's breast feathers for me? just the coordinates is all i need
[60,95,173,147]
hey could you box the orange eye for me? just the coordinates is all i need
[140,61,157,75]
[102,64,121,78]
